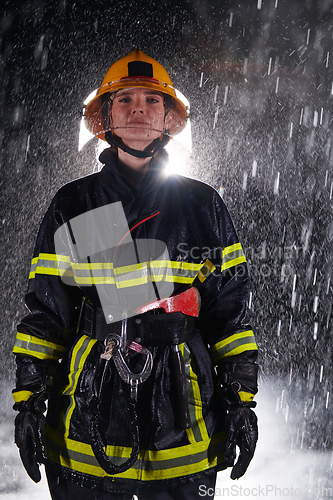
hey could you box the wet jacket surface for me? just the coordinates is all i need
[13,149,258,493]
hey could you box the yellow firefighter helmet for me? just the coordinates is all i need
[83,49,189,142]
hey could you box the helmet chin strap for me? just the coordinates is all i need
[105,130,169,159]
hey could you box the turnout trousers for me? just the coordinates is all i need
[46,464,217,500]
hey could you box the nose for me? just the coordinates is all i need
[131,96,145,114]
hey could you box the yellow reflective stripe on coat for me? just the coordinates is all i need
[209,330,257,363]
[221,243,246,272]
[29,253,70,279]
[29,253,203,286]
[28,247,245,286]
[238,391,255,403]
[12,389,33,404]
[13,332,68,361]
[182,343,209,443]
[45,424,225,481]
[61,335,98,438]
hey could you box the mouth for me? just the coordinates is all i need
[128,120,150,126]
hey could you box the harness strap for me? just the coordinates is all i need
[90,395,140,475]
[80,302,196,345]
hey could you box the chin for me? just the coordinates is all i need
[119,132,162,150]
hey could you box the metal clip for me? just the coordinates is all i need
[112,344,153,401]
[100,334,153,401]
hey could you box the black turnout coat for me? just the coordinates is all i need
[13,149,258,493]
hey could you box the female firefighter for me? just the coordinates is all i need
[12,50,259,500]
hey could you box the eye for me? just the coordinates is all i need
[147,96,162,104]
[117,96,131,103]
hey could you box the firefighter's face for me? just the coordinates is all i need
[110,88,168,150]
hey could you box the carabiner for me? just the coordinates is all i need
[101,333,153,400]
[112,343,153,400]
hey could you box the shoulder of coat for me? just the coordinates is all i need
[166,174,217,200]
[54,171,100,199]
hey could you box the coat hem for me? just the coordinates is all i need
[45,459,221,494]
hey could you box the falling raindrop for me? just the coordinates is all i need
[280,389,285,409]
[214,85,219,103]
[252,159,257,177]
[25,134,30,162]
[313,322,318,340]
[41,49,48,70]
[213,106,219,129]
[327,304,331,329]
[277,319,281,336]
[229,12,233,27]
[248,291,252,309]
[312,395,316,411]
[242,171,248,191]
[285,404,289,423]
[223,86,229,105]
[275,76,280,93]
[306,29,311,45]
[199,72,203,88]
[313,295,319,313]
[34,34,45,59]
[299,107,304,125]
[289,122,293,138]
[274,171,280,195]
[268,57,272,75]
[319,365,324,383]
[313,111,318,127]
[282,226,286,244]
[298,294,302,312]
[291,274,297,308]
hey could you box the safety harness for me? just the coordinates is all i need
[82,288,201,475]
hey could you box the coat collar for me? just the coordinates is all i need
[98,148,169,221]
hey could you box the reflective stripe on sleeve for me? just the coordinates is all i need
[13,332,68,361]
[221,243,247,273]
[29,253,71,279]
[210,330,257,363]
[238,391,255,403]
[12,389,33,404]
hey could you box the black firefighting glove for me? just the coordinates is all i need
[12,356,53,483]
[217,361,259,480]
[14,390,48,483]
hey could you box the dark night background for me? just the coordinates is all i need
[1,0,333,495]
